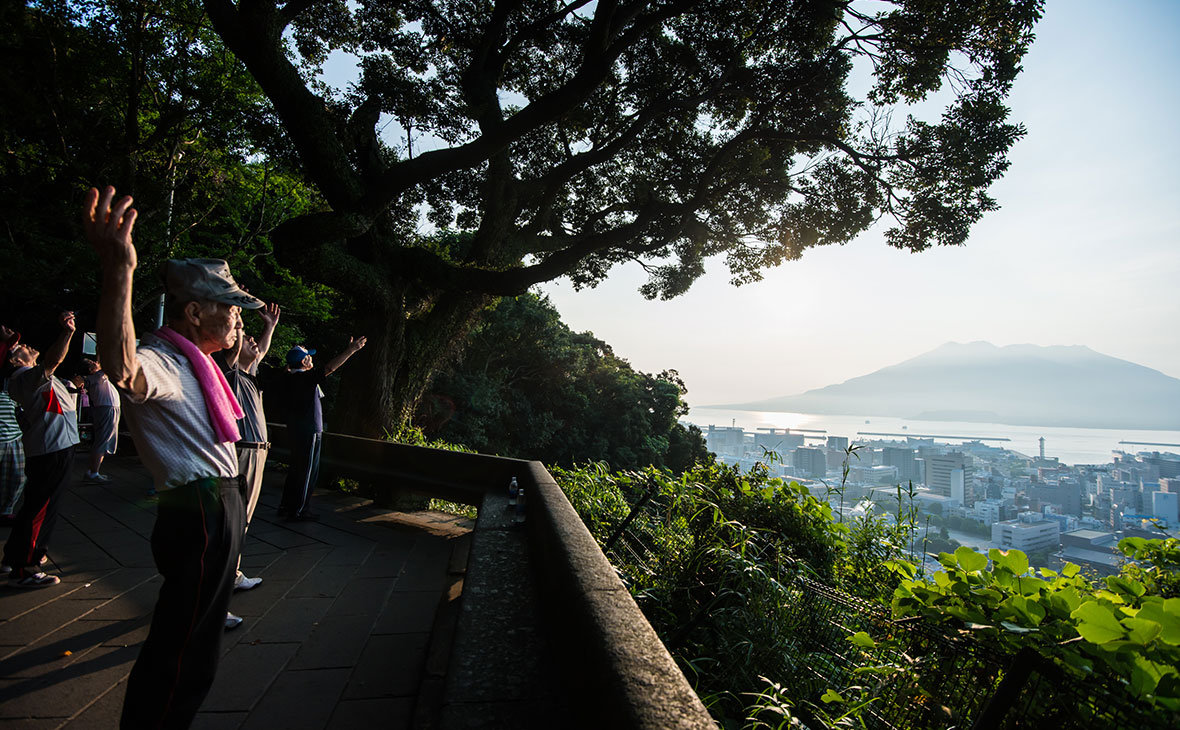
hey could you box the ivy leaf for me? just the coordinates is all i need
[1072,602,1128,644]
[847,631,877,649]
[955,546,987,573]
[820,689,844,704]
[1060,562,1081,578]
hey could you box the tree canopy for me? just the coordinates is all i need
[2,0,1044,436]
[422,293,710,471]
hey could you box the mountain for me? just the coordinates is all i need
[722,342,1180,430]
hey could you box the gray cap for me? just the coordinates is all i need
[164,258,264,310]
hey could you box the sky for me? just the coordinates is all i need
[537,0,1180,407]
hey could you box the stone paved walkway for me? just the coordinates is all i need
[0,453,472,729]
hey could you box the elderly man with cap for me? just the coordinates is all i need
[2,310,78,587]
[279,335,365,522]
[84,185,263,729]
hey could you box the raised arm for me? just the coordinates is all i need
[222,315,245,370]
[40,311,76,379]
[323,336,366,376]
[250,302,281,375]
[84,186,144,396]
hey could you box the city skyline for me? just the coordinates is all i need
[541,0,1180,407]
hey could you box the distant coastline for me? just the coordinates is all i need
[686,406,1180,467]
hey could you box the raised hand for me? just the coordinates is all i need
[259,302,281,327]
[83,186,138,271]
[0,325,14,342]
[349,336,367,352]
[59,311,76,332]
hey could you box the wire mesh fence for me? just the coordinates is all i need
[594,483,1176,730]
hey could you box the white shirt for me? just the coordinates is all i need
[119,333,237,490]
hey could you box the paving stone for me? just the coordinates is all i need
[79,579,160,621]
[324,577,394,619]
[60,676,125,729]
[288,563,357,599]
[190,711,248,730]
[204,642,299,712]
[59,567,157,598]
[239,668,351,730]
[237,596,334,644]
[0,581,97,621]
[0,644,137,719]
[0,599,106,645]
[343,632,429,700]
[327,697,414,730]
[0,718,61,729]
[352,542,415,580]
[372,590,442,635]
[226,579,296,618]
[0,615,148,678]
[258,548,332,582]
[287,613,374,671]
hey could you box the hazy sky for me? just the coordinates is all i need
[539,0,1180,407]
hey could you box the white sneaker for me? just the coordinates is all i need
[234,574,262,591]
[9,572,60,589]
[225,612,244,630]
[85,472,111,483]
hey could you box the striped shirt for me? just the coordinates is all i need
[119,333,237,490]
[0,389,21,444]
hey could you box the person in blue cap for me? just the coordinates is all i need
[278,336,365,521]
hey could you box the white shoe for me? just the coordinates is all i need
[85,471,111,483]
[234,574,262,591]
[225,612,244,630]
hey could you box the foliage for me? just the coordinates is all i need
[193,0,1043,432]
[0,0,335,371]
[557,457,1180,728]
[890,545,1180,712]
[554,458,915,726]
[423,293,709,471]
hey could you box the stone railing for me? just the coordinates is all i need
[268,425,716,730]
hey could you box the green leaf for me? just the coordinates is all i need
[989,548,1029,576]
[847,631,877,649]
[1072,602,1128,644]
[820,689,844,704]
[1122,617,1163,645]
[1129,654,1165,697]
[1060,563,1081,578]
[1105,576,1147,599]
[955,546,987,573]
[1135,598,1180,645]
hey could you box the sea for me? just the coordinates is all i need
[685,407,1180,467]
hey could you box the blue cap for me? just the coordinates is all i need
[286,345,316,366]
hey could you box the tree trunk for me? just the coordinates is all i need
[330,287,493,438]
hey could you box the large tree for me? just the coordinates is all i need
[199,0,1043,435]
[423,293,710,471]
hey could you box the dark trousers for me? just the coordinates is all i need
[281,430,321,516]
[2,445,74,578]
[120,477,245,730]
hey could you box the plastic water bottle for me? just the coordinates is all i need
[508,477,519,507]
[515,488,527,524]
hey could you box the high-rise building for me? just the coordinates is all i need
[1153,491,1179,528]
[754,430,805,461]
[826,436,850,451]
[792,447,827,479]
[705,425,745,459]
[882,446,920,483]
[925,452,975,506]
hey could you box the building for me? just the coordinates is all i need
[826,436,850,451]
[991,512,1060,554]
[792,447,827,479]
[925,452,975,506]
[1053,529,1123,577]
[705,425,745,459]
[882,446,920,483]
[969,499,1009,525]
[753,430,805,461]
[1027,477,1083,516]
[1151,491,1178,528]
[849,464,898,485]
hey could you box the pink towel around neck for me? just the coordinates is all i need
[155,327,243,444]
